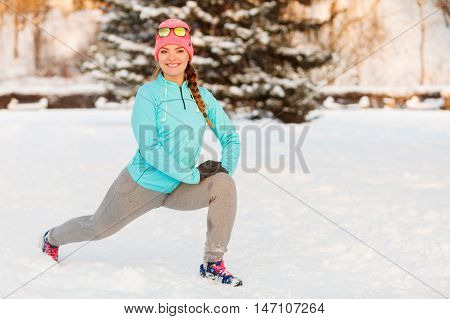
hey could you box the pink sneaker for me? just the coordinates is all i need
[200,260,243,287]
[41,230,59,262]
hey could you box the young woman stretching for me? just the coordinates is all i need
[41,18,242,287]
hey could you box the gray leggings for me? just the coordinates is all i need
[47,167,237,262]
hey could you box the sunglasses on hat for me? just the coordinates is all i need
[158,27,189,37]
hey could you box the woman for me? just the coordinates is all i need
[41,18,242,287]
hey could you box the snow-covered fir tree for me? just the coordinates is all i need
[84,0,333,122]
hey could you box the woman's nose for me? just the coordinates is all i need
[166,52,178,61]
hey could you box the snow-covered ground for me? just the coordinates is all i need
[0,108,449,298]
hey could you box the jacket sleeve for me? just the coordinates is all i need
[131,86,200,184]
[201,87,241,176]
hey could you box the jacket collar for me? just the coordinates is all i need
[157,72,188,88]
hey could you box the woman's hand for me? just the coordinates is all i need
[197,160,228,181]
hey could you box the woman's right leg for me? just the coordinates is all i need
[47,167,168,246]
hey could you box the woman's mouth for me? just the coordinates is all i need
[166,63,181,68]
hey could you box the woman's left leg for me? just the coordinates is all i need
[161,172,237,263]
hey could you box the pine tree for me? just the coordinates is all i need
[85,0,333,123]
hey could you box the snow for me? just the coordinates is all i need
[270,85,285,98]
[115,60,132,69]
[0,75,107,96]
[104,34,152,55]
[7,98,48,111]
[224,23,253,40]
[226,55,242,64]
[132,0,216,23]
[191,56,219,67]
[223,2,276,21]
[230,71,310,90]
[193,36,245,54]
[186,1,218,24]
[133,55,149,66]
[405,96,443,110]
[320,85,450,98]
[323,96,343,109]
[137,6,169,20]
[229,86,244,97]
[0,108,449,298]
[94,97,133,110]
[256,29,271,45]
[277,45,318,57]
[323,95,444,110]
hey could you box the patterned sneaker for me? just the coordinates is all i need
[41,230,59,262]
[200,260,243,287]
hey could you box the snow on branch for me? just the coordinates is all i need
[192,35,245,54]
[222,1,277,22]
[276,45,319,57]
[101,34,153,54]
[186,1,220,24]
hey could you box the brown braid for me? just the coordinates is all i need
[185,63,214,128]
[149,64,214,128]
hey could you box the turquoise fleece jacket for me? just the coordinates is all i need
[127,72,241,193]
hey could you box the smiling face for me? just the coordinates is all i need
[158,44,190,78]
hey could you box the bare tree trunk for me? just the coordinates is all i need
[72,0,84,11]
[326,0,339,85]
[13,11,19,58]
[417,0,426,85]
[33,17,42,73]
[328,0,338,52]
[32,1,49,75]
[435,0,450,27]
[321,0,384,86]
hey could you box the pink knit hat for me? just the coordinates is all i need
[154,18,194,62]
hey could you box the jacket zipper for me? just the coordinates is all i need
[179,86,186,110]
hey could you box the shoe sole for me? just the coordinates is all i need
[38,232,45,252]
[200,272,243,287]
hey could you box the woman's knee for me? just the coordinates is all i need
[88,217,115,241]
[208,172,236,195]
